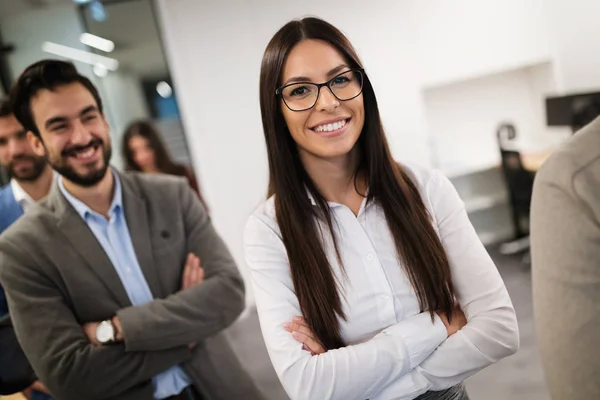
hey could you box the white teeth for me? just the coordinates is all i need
[314,119,347,132]
[75,147,95,159]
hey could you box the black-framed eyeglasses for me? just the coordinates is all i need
[275,69,364,112]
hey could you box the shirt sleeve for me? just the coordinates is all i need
[374,171,520,398]
[404,171,520,394]
[243,213,447,400]
[530,165,600,399]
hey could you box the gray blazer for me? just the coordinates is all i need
[530,118,600,400]
[0,171,265,400]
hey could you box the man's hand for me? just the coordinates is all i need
[181,252,205,290]
[181,253,205,350]
[284,316,326,355]
[29,380,51,395]
[82,254,204,346]
[83,321,101,345]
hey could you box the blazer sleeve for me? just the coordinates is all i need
[116,179,245,352]
[0,239,192,399]
[531,162,600,399]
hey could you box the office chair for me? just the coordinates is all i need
[497,123,534,264]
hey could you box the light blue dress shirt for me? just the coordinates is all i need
[58,170,191,399]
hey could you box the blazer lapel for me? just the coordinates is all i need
[120,173,164,298]
[49,184,132,308]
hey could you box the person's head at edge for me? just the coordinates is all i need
[122,119,187,176]
[10,59,112,190]
[259,17,456,350]
[0,97,47,183]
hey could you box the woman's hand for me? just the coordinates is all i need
[435,306,467,337]
[284,316,326,355]
[284,307,467,355]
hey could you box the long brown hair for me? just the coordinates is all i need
[122,120,187,176]
[259,17,456,350]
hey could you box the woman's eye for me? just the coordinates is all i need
[290,86,310,97]
[331,76,350,86]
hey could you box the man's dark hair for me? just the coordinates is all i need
[0,96,12,118]
[9,59,103,137]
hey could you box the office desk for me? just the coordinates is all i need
[521,149,554,172]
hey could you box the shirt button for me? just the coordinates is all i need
[381,294,390,300]
[126,268,132,274]
[367,253,374,261]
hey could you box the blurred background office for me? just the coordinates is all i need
[0,0,195,188]
[1,1,599,399]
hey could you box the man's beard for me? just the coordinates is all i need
[7,154,48,182]
[48,138,112,187]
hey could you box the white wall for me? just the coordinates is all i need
[411,0,551,87]
[99,70,150,169]
[156,0,552,306]
[424,63,556,177]
[543,0,600,92]
[0,5,93,80]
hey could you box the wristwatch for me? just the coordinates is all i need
[95,319,116,344]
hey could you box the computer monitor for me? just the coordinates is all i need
[546,91,600,131]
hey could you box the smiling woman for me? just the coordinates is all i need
[271,39,365,164]
[243,17,519,400]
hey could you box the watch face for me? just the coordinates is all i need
[96,321,114,343]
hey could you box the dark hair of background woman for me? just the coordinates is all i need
[259,17,457,350]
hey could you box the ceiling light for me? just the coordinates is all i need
[93,63,108,77]
[80,33,114,53]
[42,42,119,71]
[156,81,173,98]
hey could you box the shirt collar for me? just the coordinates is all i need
[10,178,34,208]
[58,168,123,220]
[306,189,317,206]
[306,188,370,211]
[306,189,342,208]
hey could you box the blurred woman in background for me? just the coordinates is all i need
[122,120,208,211]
